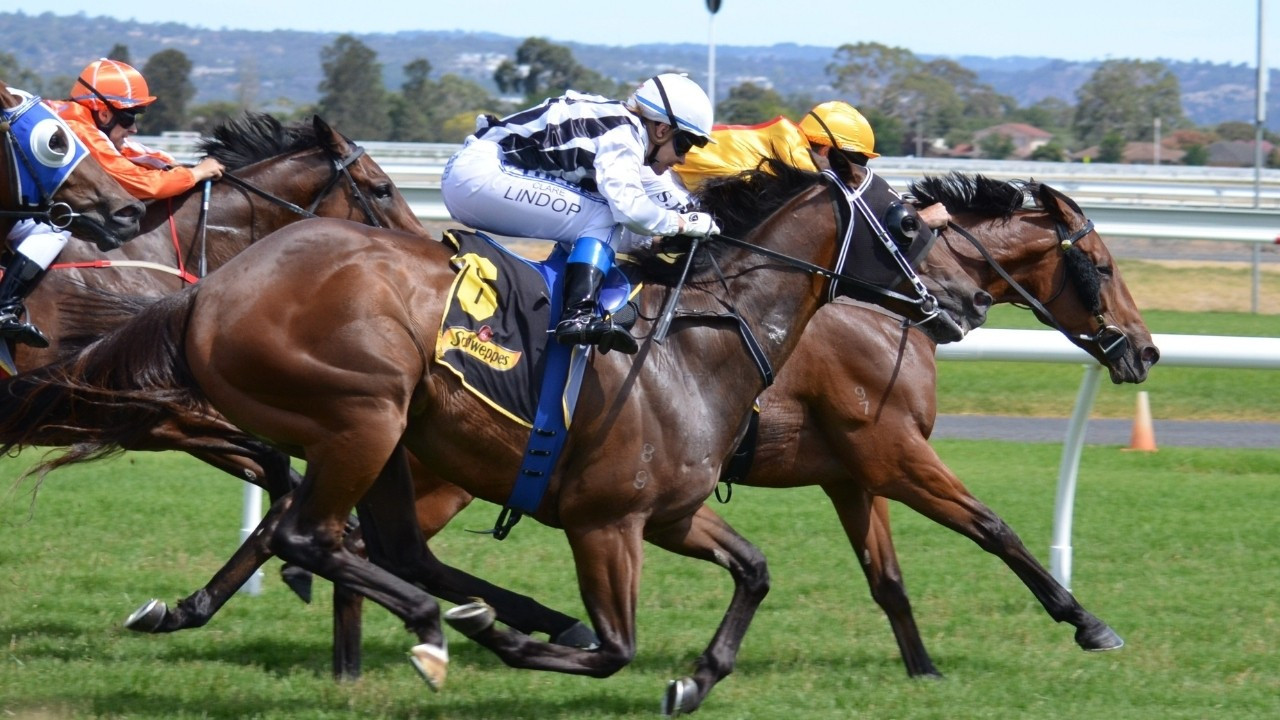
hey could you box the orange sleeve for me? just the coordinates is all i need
[55,103,197,201]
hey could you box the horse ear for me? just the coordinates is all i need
[1036,181,1084,223]
[312,115,351,156]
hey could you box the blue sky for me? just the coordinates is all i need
[21,0,1277,67]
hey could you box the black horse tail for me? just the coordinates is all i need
[0,286,206,476]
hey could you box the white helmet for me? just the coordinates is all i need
[627,73,713,140]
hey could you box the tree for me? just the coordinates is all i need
[1097,131,1126,163]
[317,34,390,140]
[715,83,795,125]
[826,44,1010,154]
[1073,60,1184,146]
[0,51,43,95]
[1215,121,1258,141]
[390,58,434,142]
[106,44,131,65]
[978,132,1015,160]
[186,101,243,136]
[493,37,618,104]
[142,49,195,133]
[1029,141,1067,162]
[1182,144,1209,166]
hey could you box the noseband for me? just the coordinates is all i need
[947,216,1130,364]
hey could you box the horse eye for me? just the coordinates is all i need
[373,183,394,200]
[48,129,69,154]
[1096,264,1113,278]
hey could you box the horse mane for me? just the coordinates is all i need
[909,172,1028,221]
[914,172,1104,314]
[628,157,825,284]
[198,113,322,170]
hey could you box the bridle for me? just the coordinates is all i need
[945,216,1130,364]
[218,142,383,229]
[655,167,940,386]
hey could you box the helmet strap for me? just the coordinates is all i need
[805,110,842,152]
[72,75,122,133]
[642,75,680,166]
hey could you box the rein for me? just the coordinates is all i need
[946,217,1129,362]
[49,142,381,284]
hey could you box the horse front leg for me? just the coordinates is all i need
[820,485,941,678]
[644,504,770,716]
[874,441,1123,653]
[444,517,647,680]
[408,472,597,646]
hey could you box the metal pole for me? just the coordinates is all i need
[238,484,264,596]
[707,10,717,120]
[1255,0,1268,209]
[1050,362,1103,592]
[1153,117,1161,165]
[1253,0,1267,312]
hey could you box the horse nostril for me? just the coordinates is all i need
[1141,346,1161,365]
[114,201,145,222]
[973,290,993,309]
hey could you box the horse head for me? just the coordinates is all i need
[0,80,143,249]
[198,113,423,245]
[1033,182,1159,382]
[309,115,425,234]
[914,173,1159,384]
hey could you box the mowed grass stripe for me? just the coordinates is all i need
[2,443,1276,719]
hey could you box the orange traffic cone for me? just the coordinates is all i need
[1124,391,1158,452]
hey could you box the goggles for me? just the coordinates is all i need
[114,108,142,129]
[673,131,708,157]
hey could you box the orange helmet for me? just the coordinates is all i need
[69,59,157,111]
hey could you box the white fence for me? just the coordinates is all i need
[935,329,1280,590]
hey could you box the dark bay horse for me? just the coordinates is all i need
[0,160,975,714]
[258,173,1157,681]
[1,80,142,255]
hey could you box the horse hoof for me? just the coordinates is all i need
[1076,623,1125,651]
[552,621,600,650]
[279,564,314,604]
[661,677,698,717]
[408,643,449,692]
[444,601,496,638]
[124,599,168,633]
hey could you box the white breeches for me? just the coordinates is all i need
[442,138,621,247]
[7,220,70,269]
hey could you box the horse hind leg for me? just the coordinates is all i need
[823,486,941,678]
[273,443,449,688]
[126,493,290,633]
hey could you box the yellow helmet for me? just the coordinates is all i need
[798,101,879,159]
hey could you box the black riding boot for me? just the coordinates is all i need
[554,263,638,355]
[0,253,50,349]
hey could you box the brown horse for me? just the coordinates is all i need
[14,111,423,372]
[5,111,423,504]
[358,173,1155,676]
[112,173,1157,688]
[0,159,977,714]
[1,80,142,256]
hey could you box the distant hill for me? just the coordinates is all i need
[3,10,1277,131]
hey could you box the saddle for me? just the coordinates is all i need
[436,229,636,539]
